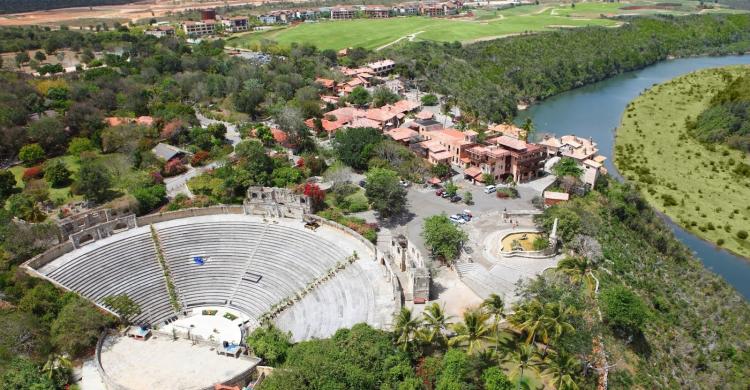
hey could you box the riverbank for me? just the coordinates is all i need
[614,66,750,260]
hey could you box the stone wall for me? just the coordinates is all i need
[244,187,309,219]
[70,214,137,248]
[135,205,245,225]
[59,209,114,239]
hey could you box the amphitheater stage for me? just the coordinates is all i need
[161,307,248,345]
[98,334,259,390]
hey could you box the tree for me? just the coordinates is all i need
[7,193,45,222]
[557,256,596,293]
[73,159,112,203]
[436,349,472,389]
[419,302,452,351]
[0,169,17,200]
[483,366,514,390]
[431,163,451,179]
[482,293,505,352]
[1,357,55,389]
[421,94,439,106]
[42,354,72,388]
[18,283,65,325]
[333,127,383,170]
[365,167,407,218]
[372,86,400,107]
[521,118,535,142]
[51,297,112,357]
[600,285,649,335]
[464,191,473,205]
[482,173,496,186]
[102,294,142,323]
[43,159,71,188]
[502,343,539,390]
[449,309,493,354]
[541,350,580,390]
[246,324,292,366]
[422,214,468,263]
[15,51,30,66]
[444,182,458,197]
[552,157,583,179]
[394,307,420,353]
[347,86,371,107]
[23,179,50,203]
[19,143,45,166]
[28,117,67,154]
[67,137,96,157]
[34,51,46,61]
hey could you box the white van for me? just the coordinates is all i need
[484,185,496,194]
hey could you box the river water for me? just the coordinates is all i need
[516,56,750,299]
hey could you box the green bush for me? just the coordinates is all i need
[19,143,45,166]
[737,230,749,240]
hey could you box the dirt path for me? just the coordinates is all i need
[375,31,425,51]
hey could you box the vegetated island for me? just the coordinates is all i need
[615,65,750,259]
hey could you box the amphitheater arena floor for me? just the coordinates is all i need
[98,334,259,390]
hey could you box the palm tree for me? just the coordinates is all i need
[43,354,72,386]
[419,302,452,351]
[510,299,549,346]
[481,293,506,352]
[557,256,596,293]
[541,350,581,390]
[449,308,492,354]
[503,343,540,390]
[521,117,535,142]
[394,307,420,352]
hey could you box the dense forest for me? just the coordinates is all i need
[387,14,750,123]
[688,71,750,152]
[0,0,133,14]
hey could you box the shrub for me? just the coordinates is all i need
[22,166,43,182]
[421,93,439,106]
[163,159,187,177]
[19,144,45,166]
[67,137,96,157]
[737,230,749,240]
[601,285,649,335]
[44,160,71,188]
[190,150,210,166]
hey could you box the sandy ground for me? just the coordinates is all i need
[0,0,302,26]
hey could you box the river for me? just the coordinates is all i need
[516,55,750,299]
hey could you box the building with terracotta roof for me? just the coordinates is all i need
[539,134,606,187]
[465,136,545,183]
[182,20,216,36]
[419,128,476,166]
[385,127,419,144]
[364,6,391,18]
[145,25,175,38]
[366,59,396,75]
[331,7,357,19]
[221,16,249,32]
[383,99,421,115]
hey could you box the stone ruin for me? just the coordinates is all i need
[387,234,430,303]
[244,187,311,219]
[59,208,138,248]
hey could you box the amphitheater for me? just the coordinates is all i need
[24,205,400,389]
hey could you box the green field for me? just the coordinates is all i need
[614,66,750,259]
[227,7,618,51]
[226,1,744,51]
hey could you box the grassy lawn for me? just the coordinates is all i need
[226,13,617,51]
[10,155,83,203]
[614,66,750,259]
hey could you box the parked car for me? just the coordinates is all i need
[435,188,444,196]
[484,185,496,194]
[458,212,472,222]
[450,195,462,203]
[449,215,466,224]
[442,192,453,198]
[359,180,367,188]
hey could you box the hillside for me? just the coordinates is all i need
[615,66,750,259]
[689,72,750,152]
[387,14,750,123]
[0,1,133,14]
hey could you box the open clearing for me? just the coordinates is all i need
[614,66,750,259]
[227,11,616,50]
[226,1,743,51]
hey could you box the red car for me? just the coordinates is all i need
[435,188,444,196]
